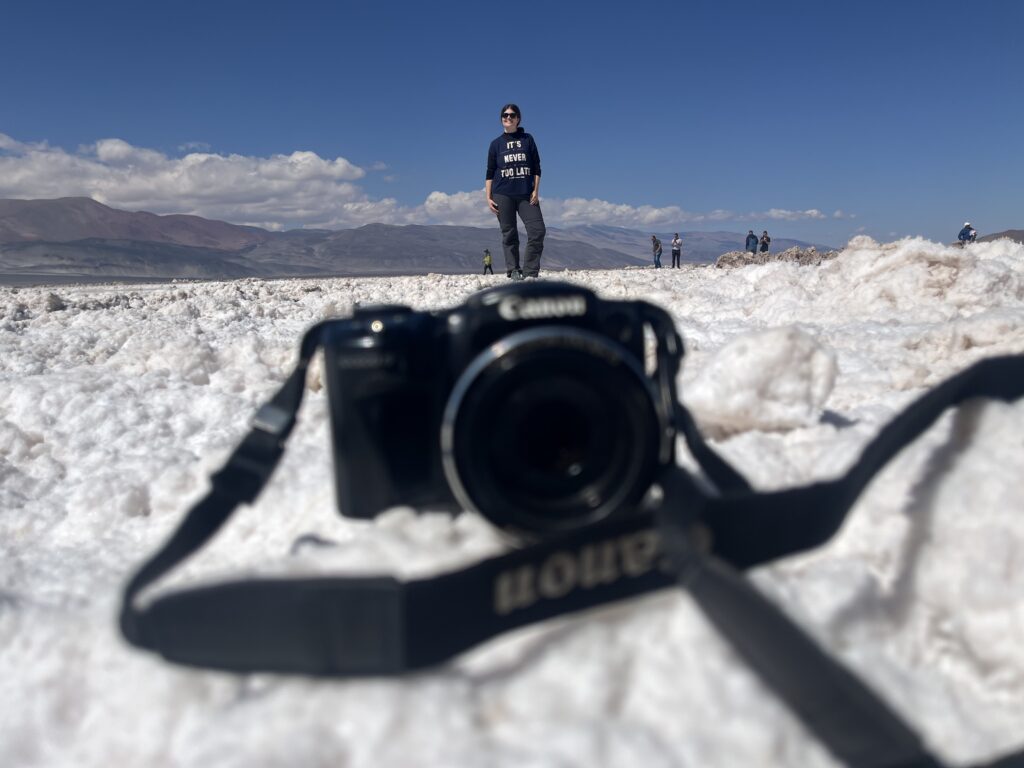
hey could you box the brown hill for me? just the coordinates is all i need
[0,197,267,250]
[0,197,835,285]
[977,229,1024,245]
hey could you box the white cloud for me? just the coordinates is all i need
[0,133,846,231]
[536,199,831,228]
[545,197,692,227]
[0,134,33,152]
[0,133,377,230]
[751,208,827,221]
[177,141,211,153]
[421,190,495,226]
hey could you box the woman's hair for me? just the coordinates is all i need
[500,103,521,119]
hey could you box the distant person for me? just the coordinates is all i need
[958,221,977,245]
[651,235,663,268]
[671,233,682,268]
[745,230,758,254]
[485,103,544,280]
[759,230,771,253]
[483,248,493,274]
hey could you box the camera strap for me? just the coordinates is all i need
[119,331,1024,768]
[656,354,1024,768]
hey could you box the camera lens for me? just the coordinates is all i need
[441,327,663,536]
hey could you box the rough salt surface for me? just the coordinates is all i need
[1,236,1023,767]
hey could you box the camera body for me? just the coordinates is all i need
[322,281,681,537]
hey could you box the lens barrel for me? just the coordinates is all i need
[441,327,662,537]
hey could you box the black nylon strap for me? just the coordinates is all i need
[640,301,752,495]
[128,510,678,674]
[119,338,1024,766]
[137,576,404,674]
[688,562,939,768]
[674,399,752,494]
[120,322,327,645]
[982,752,1024,768]
[657,497,940,768]
[653,354,1024,768]
[703,354,1024,569]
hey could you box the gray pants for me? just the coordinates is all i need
[494,194,546,276]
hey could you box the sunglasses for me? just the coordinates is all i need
[501,112,519,120]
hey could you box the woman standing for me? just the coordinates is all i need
[485,104,545,279]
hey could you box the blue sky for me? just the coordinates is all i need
[1,0,1021,246]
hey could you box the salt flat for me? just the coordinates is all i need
[2,236,1023,767]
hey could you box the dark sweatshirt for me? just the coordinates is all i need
[486,128,542,197]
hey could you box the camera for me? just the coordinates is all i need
[322,281,682,537]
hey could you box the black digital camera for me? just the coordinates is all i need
[322,281,682,537]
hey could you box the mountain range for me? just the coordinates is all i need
[0,197,842,285]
